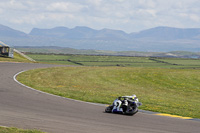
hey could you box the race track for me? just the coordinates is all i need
[0,62,199,133]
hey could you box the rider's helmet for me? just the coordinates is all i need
[132,94,139,101]
[132,94,136,99]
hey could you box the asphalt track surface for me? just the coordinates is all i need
[0,62,200,133]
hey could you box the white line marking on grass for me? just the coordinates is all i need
[0,125,8,128]
[13,70,106,107]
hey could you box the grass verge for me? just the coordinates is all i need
[17,67,200,119]
[0,126,44,133]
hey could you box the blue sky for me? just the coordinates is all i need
[0,0,200,33]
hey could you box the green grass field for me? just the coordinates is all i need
[0,127,44,133]
[156,58,200,66]
[17,67,200,119]
[27,54,200,68]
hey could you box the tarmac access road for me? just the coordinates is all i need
[0,62,199,133]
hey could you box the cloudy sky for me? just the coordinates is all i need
[0,0,200,33]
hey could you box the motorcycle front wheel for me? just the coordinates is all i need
[124,104,138,116]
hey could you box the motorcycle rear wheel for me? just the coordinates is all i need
[105,105,113,113]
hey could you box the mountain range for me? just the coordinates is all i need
[0,24,200,52]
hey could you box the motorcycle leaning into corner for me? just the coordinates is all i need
[105,95,142,116]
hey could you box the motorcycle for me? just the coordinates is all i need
[105,95,142,115]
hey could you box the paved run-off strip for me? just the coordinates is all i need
[14,70,200,122]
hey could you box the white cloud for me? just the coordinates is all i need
[86,0,102,6]
[0,0,29,11]
[180,13,200,22]
[190,14,200,22]
[138,0,156,8]
[0,8,3,14]
[46,2,86,12]
[10,14,46,25]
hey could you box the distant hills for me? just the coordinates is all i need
[30,26,129,40]
[0,24,200,52]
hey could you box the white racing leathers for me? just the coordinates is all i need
[112,98,123,113]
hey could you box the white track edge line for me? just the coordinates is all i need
[13,70,106,107]
[0,125,8,128]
